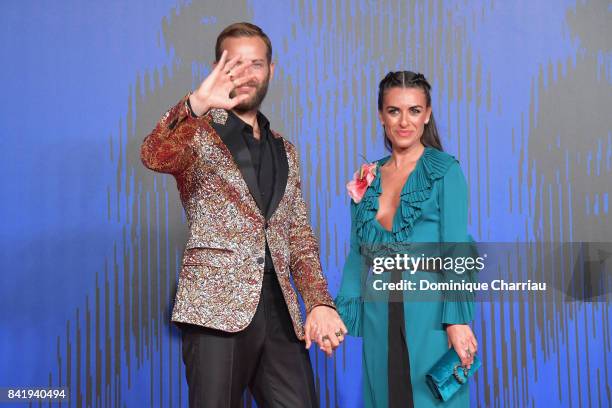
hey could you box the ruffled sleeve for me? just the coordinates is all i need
[335,202,367,337]
[439,162,477,325]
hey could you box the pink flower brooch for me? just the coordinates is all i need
[346,162,377,203]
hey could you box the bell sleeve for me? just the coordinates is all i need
[439,162,477,325]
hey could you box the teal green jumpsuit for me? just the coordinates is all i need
[336,147,474,407]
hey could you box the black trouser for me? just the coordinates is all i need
[180,273,319,408]
[388,270,414,408]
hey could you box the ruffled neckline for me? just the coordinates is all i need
[354,146,457,243]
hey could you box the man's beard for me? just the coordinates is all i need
[231,74,270,113]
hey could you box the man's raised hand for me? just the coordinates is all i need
[189,50,255,115]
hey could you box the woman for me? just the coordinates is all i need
[336,71,478,407]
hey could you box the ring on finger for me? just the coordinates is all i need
[335,330,344,337]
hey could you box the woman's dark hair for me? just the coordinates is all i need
[378,71,443,151]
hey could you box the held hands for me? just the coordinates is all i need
[446,324,478,369]
[189,50,257,116]
[304,306,348,357]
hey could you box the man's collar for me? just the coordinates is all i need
[210,108,270,135]
[230,110,270,132]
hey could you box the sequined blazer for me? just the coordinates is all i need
[141,95,335,339]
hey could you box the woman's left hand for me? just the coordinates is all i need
[445,324,478,369]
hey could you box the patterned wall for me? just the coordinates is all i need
[1,0,610,407]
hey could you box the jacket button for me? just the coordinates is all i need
[257,257,265,265]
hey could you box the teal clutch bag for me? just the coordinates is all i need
[425,348,481,401]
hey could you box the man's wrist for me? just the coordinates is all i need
[188,92,210,117]
[308,304,335,313]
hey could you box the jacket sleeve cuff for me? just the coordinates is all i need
[306,298,336,313]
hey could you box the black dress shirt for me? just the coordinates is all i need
[240,112,275,216]
[228,111,277,274]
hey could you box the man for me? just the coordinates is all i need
[141,22,346,408]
